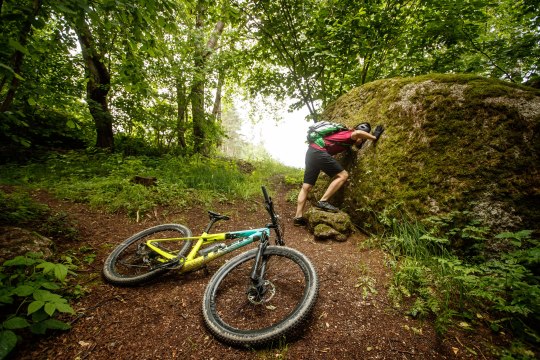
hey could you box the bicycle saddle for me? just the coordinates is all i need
[208,211,230,221]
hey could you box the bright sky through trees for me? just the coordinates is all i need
[240,108,311,168]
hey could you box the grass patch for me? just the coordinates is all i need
[0,150,301,217]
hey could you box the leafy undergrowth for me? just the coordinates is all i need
[373,209,540,359]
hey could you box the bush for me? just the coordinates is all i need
[380,209,539,356]
[0,252,77,359]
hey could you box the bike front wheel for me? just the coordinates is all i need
[102,224,192,286]
[202,246,319,347]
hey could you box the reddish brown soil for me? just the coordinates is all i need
[13,181,504,360]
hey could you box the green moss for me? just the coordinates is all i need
[318,74,540,232]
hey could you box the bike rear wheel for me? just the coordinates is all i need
[102,224,192,286]
[202,246,318,347]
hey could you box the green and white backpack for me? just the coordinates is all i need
[306,121,348,148]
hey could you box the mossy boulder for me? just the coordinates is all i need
[315,74,540,233]
[304,208,355,241]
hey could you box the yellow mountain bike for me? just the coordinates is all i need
[102,186,319,347]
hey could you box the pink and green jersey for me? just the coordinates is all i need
[309,130,355,155]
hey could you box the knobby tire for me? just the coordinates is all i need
[102,224,193,286]
[202,246,319,347]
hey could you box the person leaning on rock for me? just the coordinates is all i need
[293,122,384,226]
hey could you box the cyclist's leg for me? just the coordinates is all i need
[295,182,313,219]
[320,170,348,202]
[296,147,321,219]
[316,151,347,209]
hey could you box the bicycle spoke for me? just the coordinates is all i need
[212,252,308,332]
[103,224,192,285]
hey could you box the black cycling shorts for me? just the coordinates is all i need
[303,146,344,185]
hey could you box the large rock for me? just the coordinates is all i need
[304,208,355,241]
[0,227,54,263]
[315,74,540,232]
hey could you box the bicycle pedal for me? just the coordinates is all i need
[169,257,186,270]
[202,265,210,276]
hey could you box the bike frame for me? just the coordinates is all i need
[145,227,271,273]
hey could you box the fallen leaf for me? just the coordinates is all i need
[459,321,471,329]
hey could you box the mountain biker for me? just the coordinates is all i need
[293,122,384,226]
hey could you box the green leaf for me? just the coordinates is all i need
[14,285,34,297]
[0,295,13,304]
[44,302,56,317]
[8,39,30,55]
[32,289,49,302]
[3,317,30,330]
[3,256,35,267]
[54,302,75,314]
[31,310,48,322]
[54,264,68,282]
[33,289,59,302]
[42,319,70,330]
[0,63,15,74]
[0,330,17,359]
[36,262,55,274]
[0,64,25,79]
[27,300,44,315]
[27,97,37,106]
[41,282,60,290]
[30,322,47,335]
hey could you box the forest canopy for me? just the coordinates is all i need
[1,0,538,157]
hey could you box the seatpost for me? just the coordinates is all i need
[203,218,217,234]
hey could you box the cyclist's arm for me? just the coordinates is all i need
[351,130,376,144]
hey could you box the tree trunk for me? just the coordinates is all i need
[190,0,225,154]
[212,67,225,121]
[176,75,188,149]
[0,0,42,112]
[212,67,225,148]
[73,12,114,150]
[191,0,207,154]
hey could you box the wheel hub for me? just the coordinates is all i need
[247,280,276,305]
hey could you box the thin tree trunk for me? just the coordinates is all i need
[73,12,114,150]
[176,75,188,148]
[190,0,225,154]
[191,0,207,154]
[212,67,225,120]
[212,67,225,147]
[0,0,42,112]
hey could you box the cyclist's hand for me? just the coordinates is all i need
[373,125,384,142]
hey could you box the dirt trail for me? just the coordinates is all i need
[15,182,499,360]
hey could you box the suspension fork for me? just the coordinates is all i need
[250,233,269,291]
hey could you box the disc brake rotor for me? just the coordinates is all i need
[247,280,276,305]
